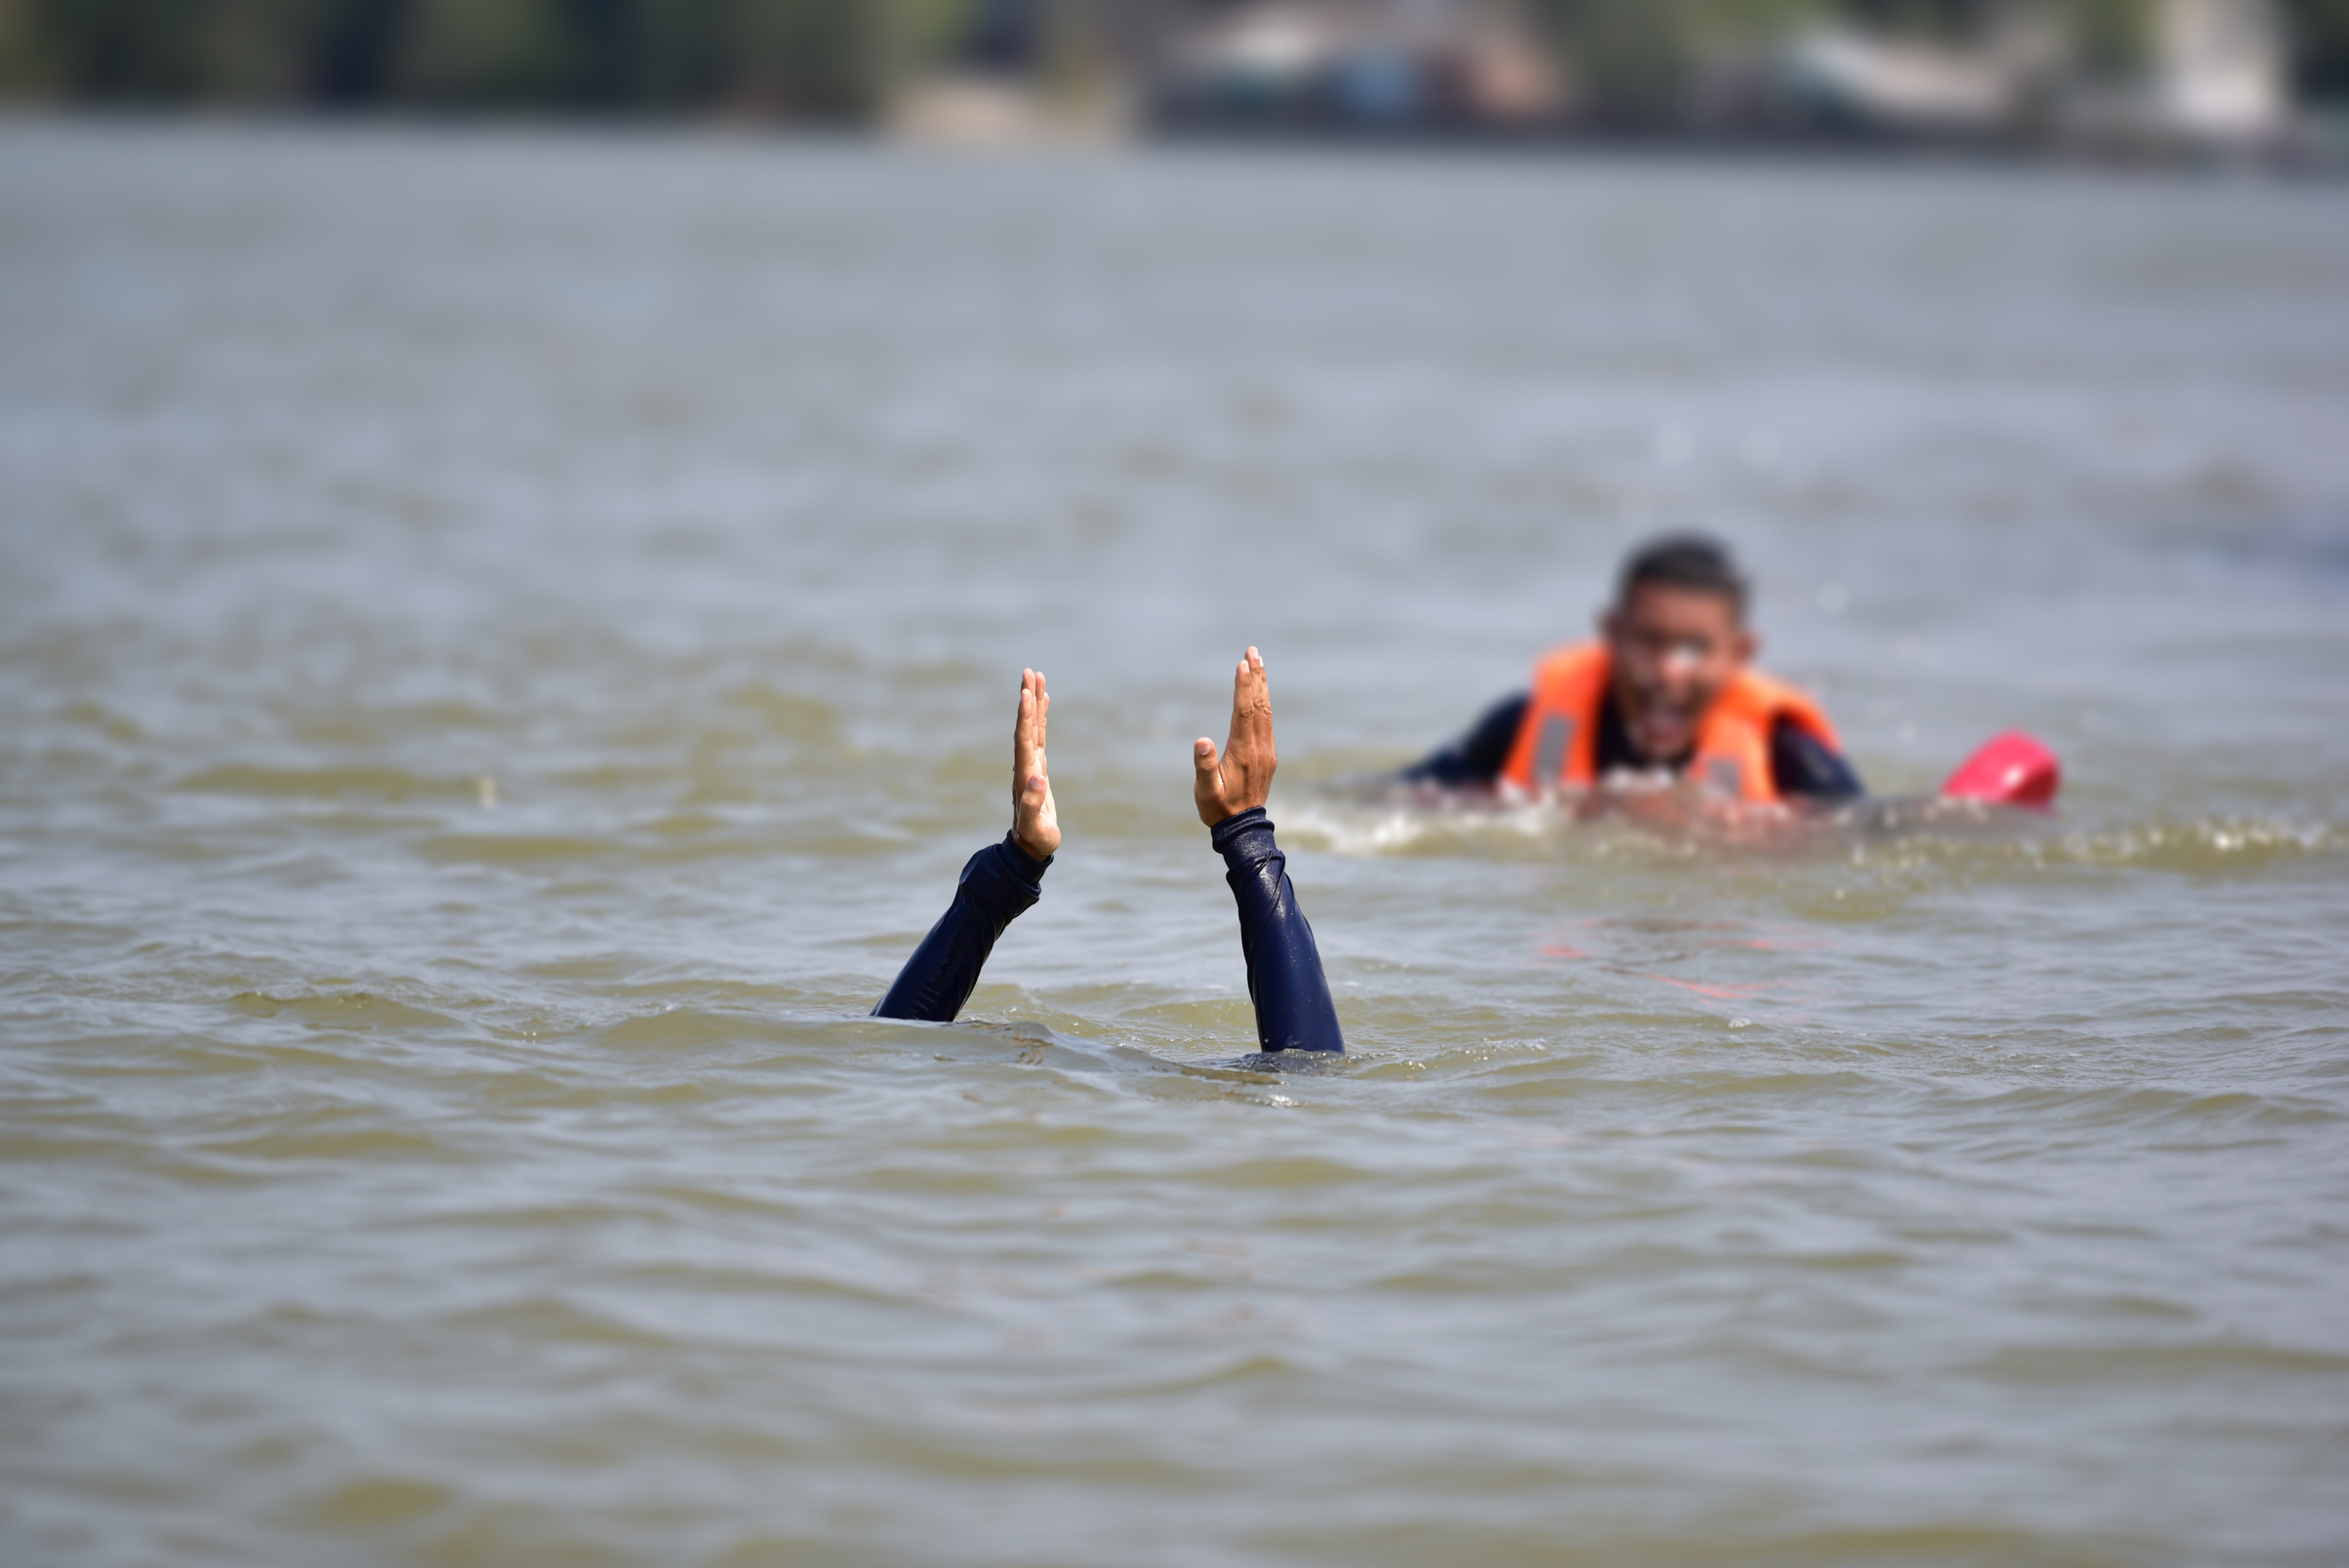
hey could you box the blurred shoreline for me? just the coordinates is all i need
[4,2,2343,174]
[2,106,2338,183]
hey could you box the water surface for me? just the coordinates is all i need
[3,125,2346,1566]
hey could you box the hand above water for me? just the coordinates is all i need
[1194,647,1276,828]
[1012,667,1060,863]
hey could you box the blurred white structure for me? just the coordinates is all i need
[1770,28,2019,137]
[2054,0,2289,151]
[1767,0,2288,151]
[1150,1,1564,131]
[2146,0,2289,142]
[899,0,2295,153]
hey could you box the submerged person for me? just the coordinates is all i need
[1405,534,1863,807]
[873,651,1345,1055]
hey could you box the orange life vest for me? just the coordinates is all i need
[1497,642,1842,805]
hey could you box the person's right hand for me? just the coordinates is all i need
[1194,647,1276,827]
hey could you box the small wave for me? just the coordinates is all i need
[287,1474,453,1530]
[2000,817,2340,872]
[1974,1339,2349,1384]
[718,683,843,744]
[1837,814,2340,878]
[444,1296,679,1349]
[174,763,474,802]
[225,989,461,1032]
[1282,788,1693,862]
[201,1123,462,1163]
[1283,784,2338,877]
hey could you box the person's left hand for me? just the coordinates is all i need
[1012,668,1060,862]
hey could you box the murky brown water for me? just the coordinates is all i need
[3,124,2346,1566]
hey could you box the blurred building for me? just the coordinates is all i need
[1757,0,2289,151]
[893,1,1563,139]
[1146,2,1566,134]
[0,0,2312,157]
[895,0,2295,152]
[1762,29,2022,140]
[2061,0,2293,149]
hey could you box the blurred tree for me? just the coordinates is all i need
[1528,0,1827,124]
[396,0,576,106]
[2282,0,2349,98]
[0,0,39,92]
[0,0,878,116]
[11,0,217,98]
[308,0,414,103]
[0,0,2333,116]
[731,0,878,117]
[879,0,979,65]
[1844,0,1982,40]
[1549,0,1701,122]
[2061,0,2156,77]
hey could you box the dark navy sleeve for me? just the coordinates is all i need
[1769,717,1865,801]
[1399,692,1528,786]
[1210,808,1344,1054]
[872,833,1051,1023]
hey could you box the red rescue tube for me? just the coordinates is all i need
[1940,731,2061,808]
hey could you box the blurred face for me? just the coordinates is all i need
[1601,583,1756,765]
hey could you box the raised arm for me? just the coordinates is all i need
[873,669,1061,1023]
[1194,649,1345,1055]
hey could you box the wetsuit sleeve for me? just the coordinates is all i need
[1399,692,1528,785]
[872,833,1051,1023]
[1210,808,1344,1054]
[1769,717,1865,801]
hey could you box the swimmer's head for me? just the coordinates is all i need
[1601,534,1758,765]
[1615,534,1750,623]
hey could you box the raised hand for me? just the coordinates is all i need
[1194,646,1276,827]
[1012,667,1060,862]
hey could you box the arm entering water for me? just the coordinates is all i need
[1194,649,1345,1055]
[872,669,1060,1023]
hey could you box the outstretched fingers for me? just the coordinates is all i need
[1194,647,1276,826]
[1229,645,1273,763]
[1015,669,1051,784]
[1014,668,1036,766]
[1012,669,1060,860]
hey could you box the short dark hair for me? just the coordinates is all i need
[1617,534,1749,619]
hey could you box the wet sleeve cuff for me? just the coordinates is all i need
[956,831,1050,919]
[1209,806,1276,865]
[999,831,1052,883]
